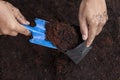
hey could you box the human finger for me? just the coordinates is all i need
[13,7,30,25]
[96,23,104,35]
[9,31,18,36]
[79,16,88,40]
[86,23,98,47]
[96,16,108,35]
[15,23,30,36]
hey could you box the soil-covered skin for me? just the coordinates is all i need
[1,0,120,80]
[46,21,83,51]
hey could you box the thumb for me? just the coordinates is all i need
[79,18,88,40]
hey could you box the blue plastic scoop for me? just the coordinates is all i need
[23,18,57,49]
[23,18,92,64]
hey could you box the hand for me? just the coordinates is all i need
[0,1,30,36]
[79,0,108,47]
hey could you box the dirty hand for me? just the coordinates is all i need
[0,1,30,36]
[79,0,108,47]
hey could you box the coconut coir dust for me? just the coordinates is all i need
[46,20,83,51]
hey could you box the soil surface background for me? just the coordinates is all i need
[1,0,120,80]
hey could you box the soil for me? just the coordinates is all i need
[1,0,120,80]
[46,21,83,51]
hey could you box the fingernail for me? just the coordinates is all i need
[86,44,90,47]
[25,30,31,36]
[26,21,30,25]
[82,35,87,40]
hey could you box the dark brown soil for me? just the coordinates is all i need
[1,0,120,80]
[46,21,83,51]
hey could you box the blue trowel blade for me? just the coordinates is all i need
[23,18,57,49]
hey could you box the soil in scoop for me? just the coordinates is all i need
[46,20,83,51]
